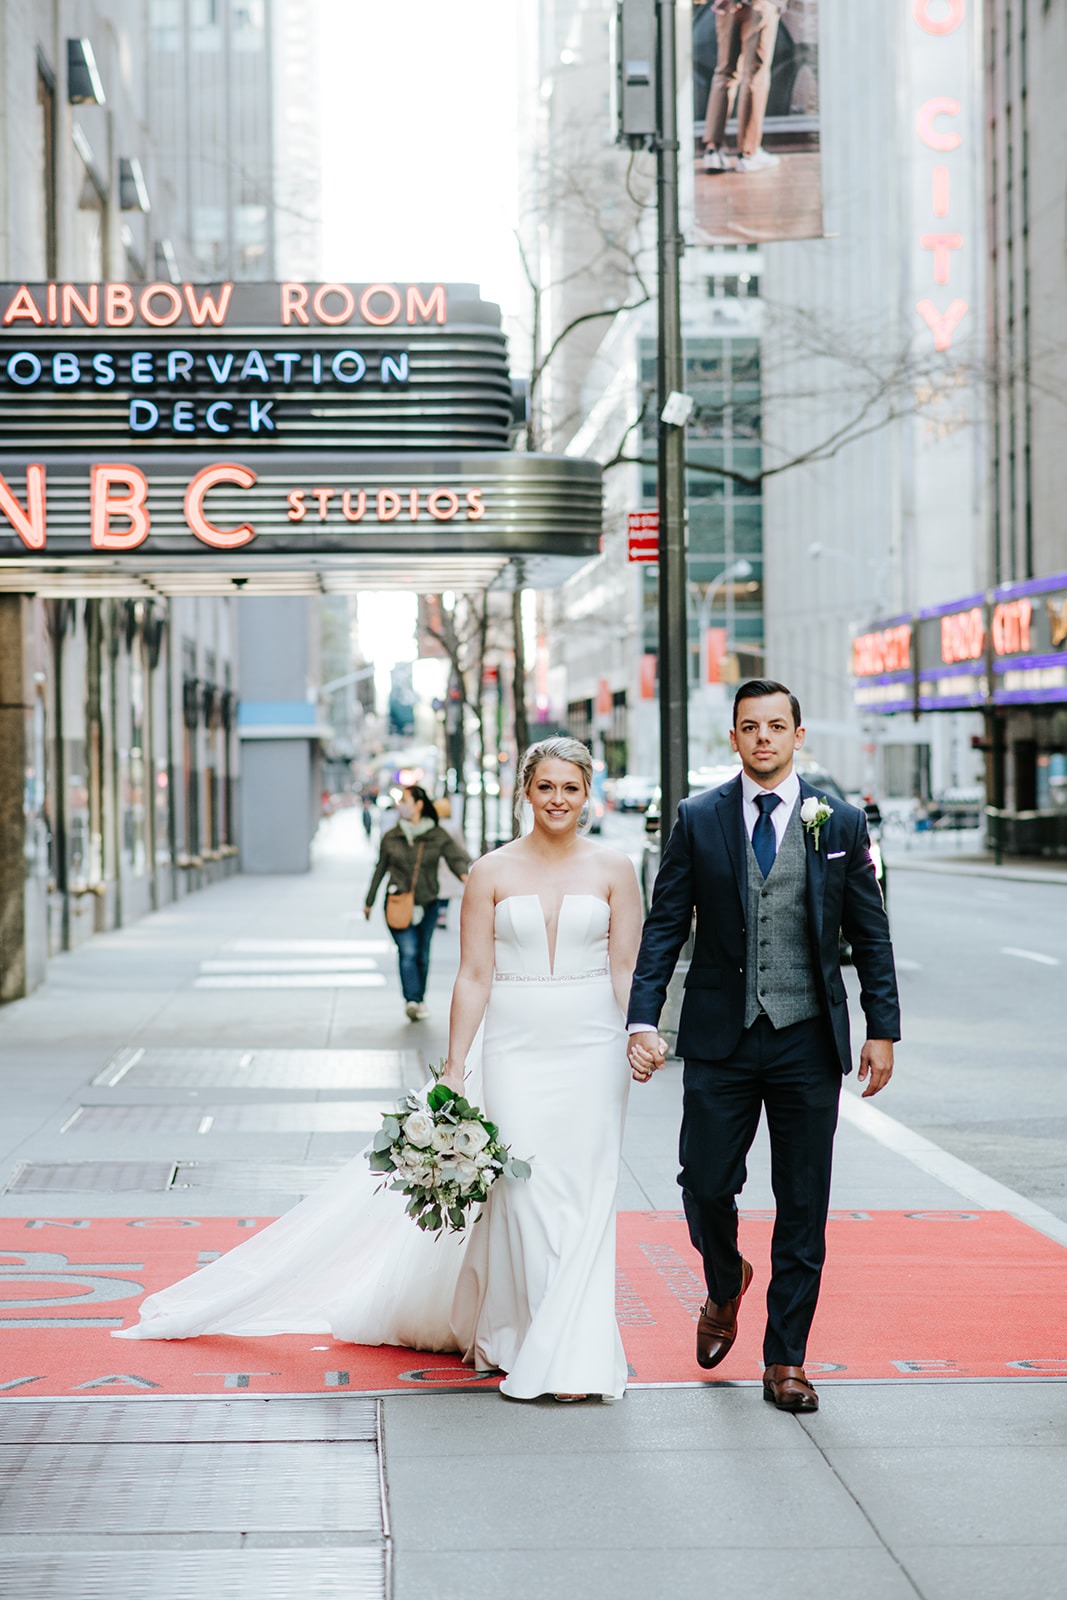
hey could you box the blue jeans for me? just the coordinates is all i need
[389,900,442,1003]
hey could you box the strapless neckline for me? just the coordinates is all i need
[494,893,609,978]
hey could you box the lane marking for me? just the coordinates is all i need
[1001,946,1060,966]
[193,974,387,990]
[895,957,922,972]
[838,1092,1067,1248]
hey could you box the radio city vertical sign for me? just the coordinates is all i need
[912,1,973,351]
[0,282,515,450]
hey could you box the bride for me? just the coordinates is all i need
[114,737,643,1402]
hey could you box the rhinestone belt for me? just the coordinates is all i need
[493,968,609,984]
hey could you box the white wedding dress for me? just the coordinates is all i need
[114,892,630,1400]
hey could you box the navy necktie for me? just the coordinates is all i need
[752,792,782,878]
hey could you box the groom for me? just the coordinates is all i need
[627,680,900,1412]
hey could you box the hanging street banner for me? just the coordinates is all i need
[691,0,824,246]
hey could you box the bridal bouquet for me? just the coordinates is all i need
[367,1072,532,1236]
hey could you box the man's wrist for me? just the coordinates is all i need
[627,1022,658,1035]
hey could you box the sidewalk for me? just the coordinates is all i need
[0,810,1063,1600]
[883,827,1067,885]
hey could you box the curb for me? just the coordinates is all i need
[886,856,1067,886]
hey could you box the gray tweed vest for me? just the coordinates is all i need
[743,799,821,1029]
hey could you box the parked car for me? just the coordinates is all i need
[613,773,657,812]
[640,760,888,944]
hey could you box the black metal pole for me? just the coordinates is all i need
[655,0,689,836]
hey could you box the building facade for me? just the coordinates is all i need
[761,0,987,800]
[0,1,318,1001]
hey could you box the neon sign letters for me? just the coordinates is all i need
[914,1,969,350]
[0,462,487,552]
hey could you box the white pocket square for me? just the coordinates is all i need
[827,850,846,860]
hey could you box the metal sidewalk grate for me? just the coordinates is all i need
[0,1397,378,1444]
[0,1440,383,1533]
[63,1103,392,1135]
[92,1047,415,1090]
[0,1398,389,1594]
[172,1159,349,1192]
[0,1550,387,1599]
[4,1160,350,1194]
[5,1162,177,1193]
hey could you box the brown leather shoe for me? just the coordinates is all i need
[762,1364,819,1412]
[695,1258,753,1369]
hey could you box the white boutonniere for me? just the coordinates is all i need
[800,795,833,851]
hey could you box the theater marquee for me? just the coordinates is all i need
[0,281,602,592]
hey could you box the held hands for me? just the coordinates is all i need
[627,1031,668,1084]
[363,905,372,920]
[858,1039,894,1097]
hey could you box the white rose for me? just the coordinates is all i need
[453,1157,481,1191]
[452,1120,491,1157]
[432,1124,456,1154]
[473,1150,495,1168]
[402,1110,435,1149]
[800,796,821,824]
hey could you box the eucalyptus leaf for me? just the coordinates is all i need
[505,1158,533,1181]
[367,1150,395,1172]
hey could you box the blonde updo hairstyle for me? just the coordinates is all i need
[515,736,594,830]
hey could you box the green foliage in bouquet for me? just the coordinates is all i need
[366,1062,532,1235]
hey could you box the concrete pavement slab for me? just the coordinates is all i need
[798,1381,1065,1448]
[384,1443,881,1554]
[892,1545,1067,1600]
[382,1386,811,1457]
[819,1443,1067,1549]
[391,1547,920,1600]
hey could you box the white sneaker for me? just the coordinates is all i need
[415,1002,428,1020]
[702,146,729,172]
[735,148,780,173]
[405,1001,419,1021]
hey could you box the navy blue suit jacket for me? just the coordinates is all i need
[626,776,901,1073]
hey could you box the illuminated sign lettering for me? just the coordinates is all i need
[913,8,969,349]
[852,625,912,677]
[991,597,1032,656]
[0,281,446,331]
[0,283,510,453]
[940,605,984,663]
[0,462,488,550]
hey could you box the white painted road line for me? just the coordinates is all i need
[225,938,393,955]
[200,958,380,974]
[838,1091,1067,1248]
[194,974,387,990]
[894,957,922,972]
[1001,946,1060,966]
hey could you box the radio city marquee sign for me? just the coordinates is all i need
[0,282,601,576]
[852,575,1067,713]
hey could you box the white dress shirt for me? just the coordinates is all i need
[740,767,800,847]
[628,766,802,1039]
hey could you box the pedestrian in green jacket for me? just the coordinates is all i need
[365,785,472,1020]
